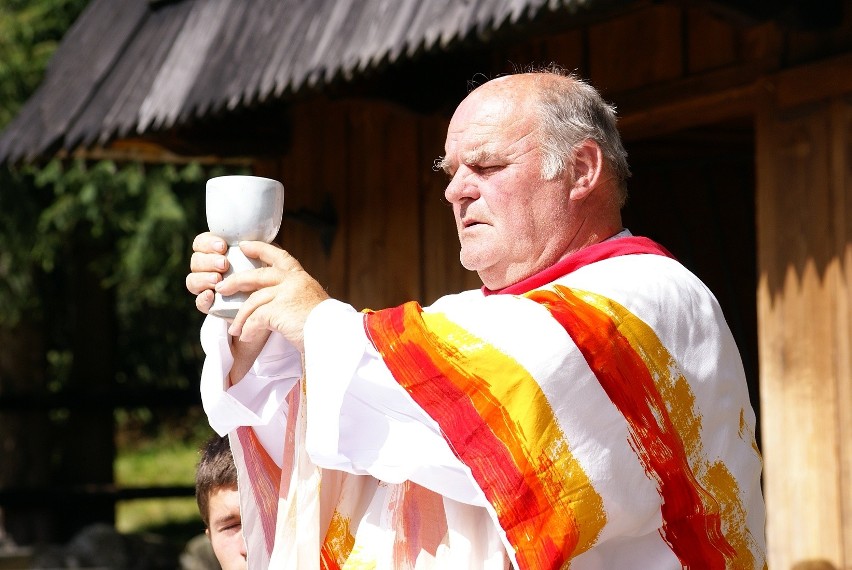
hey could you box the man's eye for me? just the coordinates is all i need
[475,164,501,173]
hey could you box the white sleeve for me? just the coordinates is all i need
[302,299,488,507]
[199,315,302,468]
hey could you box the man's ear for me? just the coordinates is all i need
[568,140,604,201]
[205,528,211,539]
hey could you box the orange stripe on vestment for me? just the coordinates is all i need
[320,510,352,570]
[364,302,606,570]
[527,286,739,568]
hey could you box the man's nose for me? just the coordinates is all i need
[444,168,478,204]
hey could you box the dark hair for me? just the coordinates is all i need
[195,434,238,528]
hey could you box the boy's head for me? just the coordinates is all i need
[196,434,237,527]
[195,434,246,570]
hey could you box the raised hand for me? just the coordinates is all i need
[214,241,330,352]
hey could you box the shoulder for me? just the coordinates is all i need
[560,253,718,309]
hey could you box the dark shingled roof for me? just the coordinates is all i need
[0,0,604,164]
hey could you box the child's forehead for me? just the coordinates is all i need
[208,486,241,513]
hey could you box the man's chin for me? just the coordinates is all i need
[461,259,508,290]
[459,250,491,273]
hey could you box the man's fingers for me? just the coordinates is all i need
[214,263,288,296]
[194,290,214,314]
[186,271,222,295]
[192,232,228,254]
[239,301,286,344]
[187,232,227,315]
[227,287,276,338]
[239,241,303,271]
[190,251,228,273]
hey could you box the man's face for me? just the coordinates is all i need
[206,486,247,570]
[442,78,575,290]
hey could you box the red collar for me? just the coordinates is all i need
[483,236,676,296]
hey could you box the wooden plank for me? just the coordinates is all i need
[588,3,683,94]
[314,100,350,299]
[540,29,586,75]
[831,98,852,569]
[625,130,760,409]
[740,20,783,64]
[67,139,253,166]
[587,12,783,141]
[617,80,758,141]
[756,92,844,570]
[783,6,852,69]
[490,28,585,77]
[769,52,852,110]
[686,7,737,73]
[346,101,422,310]
[257,100,347,300]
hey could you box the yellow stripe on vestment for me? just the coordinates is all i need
[420,310,607,560]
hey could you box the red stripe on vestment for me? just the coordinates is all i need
[528,286,735,567]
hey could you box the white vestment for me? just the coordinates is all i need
[200,239,767,570]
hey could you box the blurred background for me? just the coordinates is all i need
[1,0,850,569]
[0,1,230,567]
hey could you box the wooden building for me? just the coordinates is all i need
[0,0,850,567]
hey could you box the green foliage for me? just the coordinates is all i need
[0,0,251,542]
[0,0,91,126]
[0,0,97,327]
[0,167,45,325]
[32,159,213,316]
[16,158,245,390]
[0,0,246,395]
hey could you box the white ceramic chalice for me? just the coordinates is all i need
[206,175,285,319]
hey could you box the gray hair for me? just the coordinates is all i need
[532,67,631,205]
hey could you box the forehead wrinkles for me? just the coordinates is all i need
[448,102,535,160]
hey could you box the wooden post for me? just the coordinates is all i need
[756,70,852,569]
